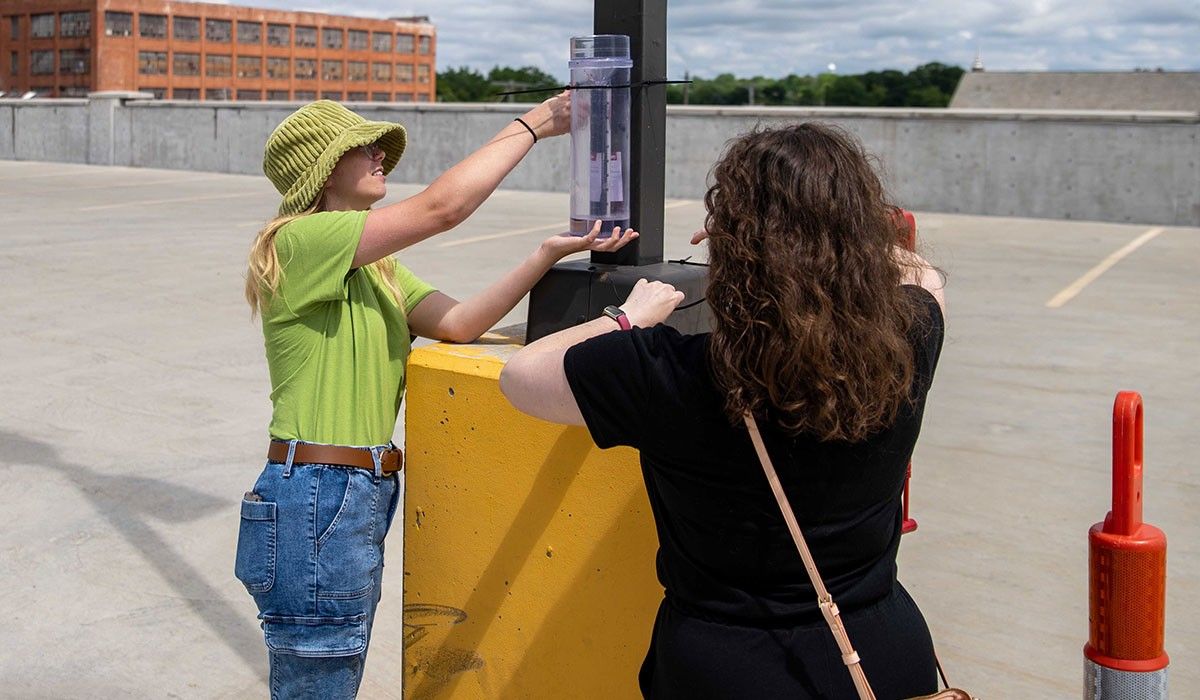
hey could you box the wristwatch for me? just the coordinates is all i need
[602,305,632,331]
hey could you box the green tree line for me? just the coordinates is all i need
[437,62,965,107]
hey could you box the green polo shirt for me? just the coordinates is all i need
[262,209,436,446]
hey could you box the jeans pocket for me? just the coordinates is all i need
[316,472,377,602]
[262,614,368,657]
[235,498,277,594]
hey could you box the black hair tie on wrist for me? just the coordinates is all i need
[514,117,538,144]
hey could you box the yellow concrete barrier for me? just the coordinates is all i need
[403,330,662,699]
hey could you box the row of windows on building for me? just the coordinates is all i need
[7,12,432,54]
[141,88,431,102]
[136,52,431,82]
[24,85,432,101]
[10,48,431,83]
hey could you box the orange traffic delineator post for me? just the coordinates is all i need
[1084,391,1168,697]
[896,207,919,534]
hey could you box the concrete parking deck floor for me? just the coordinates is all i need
[1,160,1197,698]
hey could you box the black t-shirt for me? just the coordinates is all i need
[563,285,944,625]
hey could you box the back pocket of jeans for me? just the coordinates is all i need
[234,498,277,594]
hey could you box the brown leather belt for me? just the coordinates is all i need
[268,440,403,475]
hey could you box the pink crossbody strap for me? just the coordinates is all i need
[743,411,878,700]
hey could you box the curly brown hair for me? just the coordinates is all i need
[705,122,922,442]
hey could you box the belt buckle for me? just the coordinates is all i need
[383,446,403,473]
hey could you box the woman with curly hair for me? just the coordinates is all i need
[501,122,946,698]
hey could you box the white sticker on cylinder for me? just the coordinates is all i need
[590,154,603,203]
[608,153,624,203]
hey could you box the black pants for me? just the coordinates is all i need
[639,584,938,699]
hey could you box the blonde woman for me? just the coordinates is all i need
[234,96,636,698]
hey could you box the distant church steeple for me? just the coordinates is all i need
[971,46,984,72]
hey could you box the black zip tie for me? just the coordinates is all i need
[494,79,693,98]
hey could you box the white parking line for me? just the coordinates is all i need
[1045,227,1165,308]
[78,191,266,211]
[438,200,698,248]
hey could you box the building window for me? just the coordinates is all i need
[321,60,342,81]
[9,16,18,41]
[267,57,289,80]
[348,61,367,82]
[174,17,199,42]
[294,58,314,81]
[61,86,88,96]
[138,87,166,99]
[173,88,199,99]
[104,12,132,37]
[372,32,391,52]
[10,51,18,75]
[205,19,231,43]
[266,90,289,101]
[237,21,261,45]
[140,15,166,39]
[321,90,341,100]
[417,64,430,83]
[31,14,54,39]
[294,90,315,101]
[30,50,53,74]
[416,93,430,102]
[348,29,368,51]
[395,92,412,102]
[372,92,390,102]
[294,58,316,80]
[59,49,89,74]
[396,34,414,54]
[372,62,391,81]
[237,56,261,78]
[267,23,289,47]
[418,36,431,55]
[395,64,413,82]
[60,11,90,37]
[206,88,229,101]
[173,52,200,76]
[347,91,367,101]
[295,26,316,48]
[206,54,231,77]
[237,89,261,101]
[322,28,342,50]
[138,51,167,75]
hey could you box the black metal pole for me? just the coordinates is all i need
[592,0,666,266]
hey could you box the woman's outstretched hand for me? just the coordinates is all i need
[524,90,572,140]
[620,278,685,328]
[540,219,639,260]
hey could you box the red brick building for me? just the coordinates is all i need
[0,0,436,101]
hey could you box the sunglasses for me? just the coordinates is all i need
[359,142,385,160]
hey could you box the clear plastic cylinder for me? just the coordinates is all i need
[568,35,632,238]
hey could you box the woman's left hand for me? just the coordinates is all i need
[539,219,639,260]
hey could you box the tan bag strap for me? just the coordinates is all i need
[743,412,878,700]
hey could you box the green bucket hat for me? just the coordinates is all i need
[263,100,407,216]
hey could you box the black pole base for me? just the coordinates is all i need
[526,260,710,343]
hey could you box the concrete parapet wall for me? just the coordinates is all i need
[1,95,1197,226]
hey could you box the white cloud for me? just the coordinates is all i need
[236,0,1199,80]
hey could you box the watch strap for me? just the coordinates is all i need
[603,305,632,331]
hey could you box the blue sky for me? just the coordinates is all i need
[222,0,1200,81]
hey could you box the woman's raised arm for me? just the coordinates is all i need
[351,92,571,269]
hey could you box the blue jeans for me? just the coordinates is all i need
[234,448,401,699]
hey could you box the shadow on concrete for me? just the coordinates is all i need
[1,429,268,684]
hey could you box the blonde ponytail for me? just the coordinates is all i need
[245,199,405,318]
